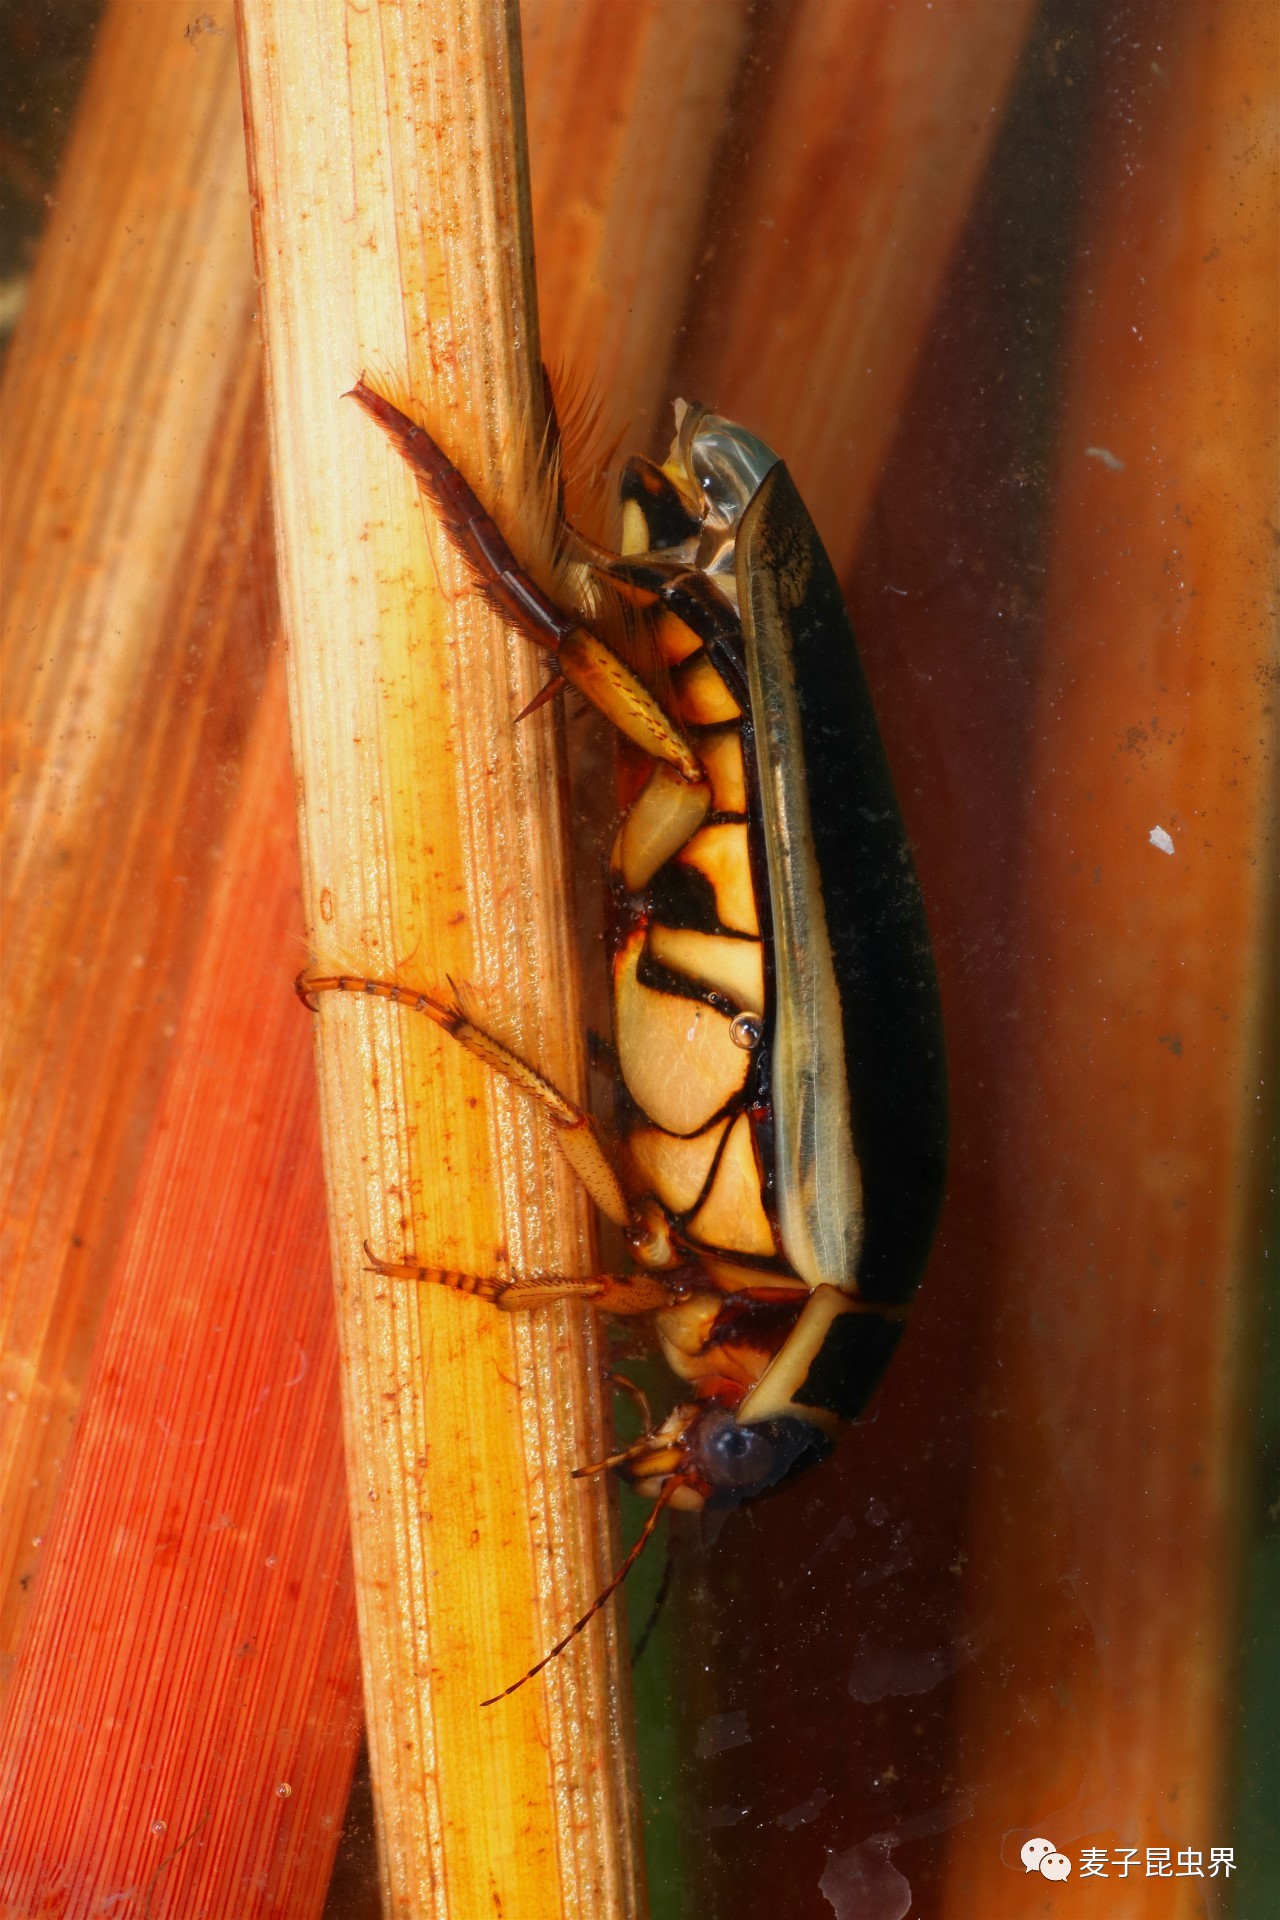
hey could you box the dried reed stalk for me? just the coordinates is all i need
[522,0,746,462]
[0,663,360,1915]
[0,0,265,1685]
[236,4,651,1913]
[938,1,1277,1910]
[1,1,363,1910]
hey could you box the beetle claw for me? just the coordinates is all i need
[515,672,570,723]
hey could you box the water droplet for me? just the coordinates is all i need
[729,1012,762,1050]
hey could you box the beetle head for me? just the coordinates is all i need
[623,1402,831,1511]
[668,402,779,528]
[619,405,784,599]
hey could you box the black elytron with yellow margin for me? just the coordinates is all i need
[301,384,947,1699]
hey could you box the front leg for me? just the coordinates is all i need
[348,381,706,786]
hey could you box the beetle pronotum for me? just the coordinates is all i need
[300,380,947,1701]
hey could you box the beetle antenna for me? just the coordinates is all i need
[570,1434,660,1478]
[480,1472,687,1705]
[630,1534,677,1669]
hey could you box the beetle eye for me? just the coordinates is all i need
[689,1411,826,1503]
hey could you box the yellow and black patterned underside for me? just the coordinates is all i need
[604,429,946,1426]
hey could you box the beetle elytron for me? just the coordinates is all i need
[300,381,947,1698]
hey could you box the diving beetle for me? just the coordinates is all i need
[299,383,947,1699]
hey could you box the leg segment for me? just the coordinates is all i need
[347,380,704,783]
[604,1368,653,1432]
[363,1245,678,1318]
[297,968,633,1228]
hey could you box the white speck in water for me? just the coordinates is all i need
[1149,824,1175,855]
[1084,444,1125,471]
